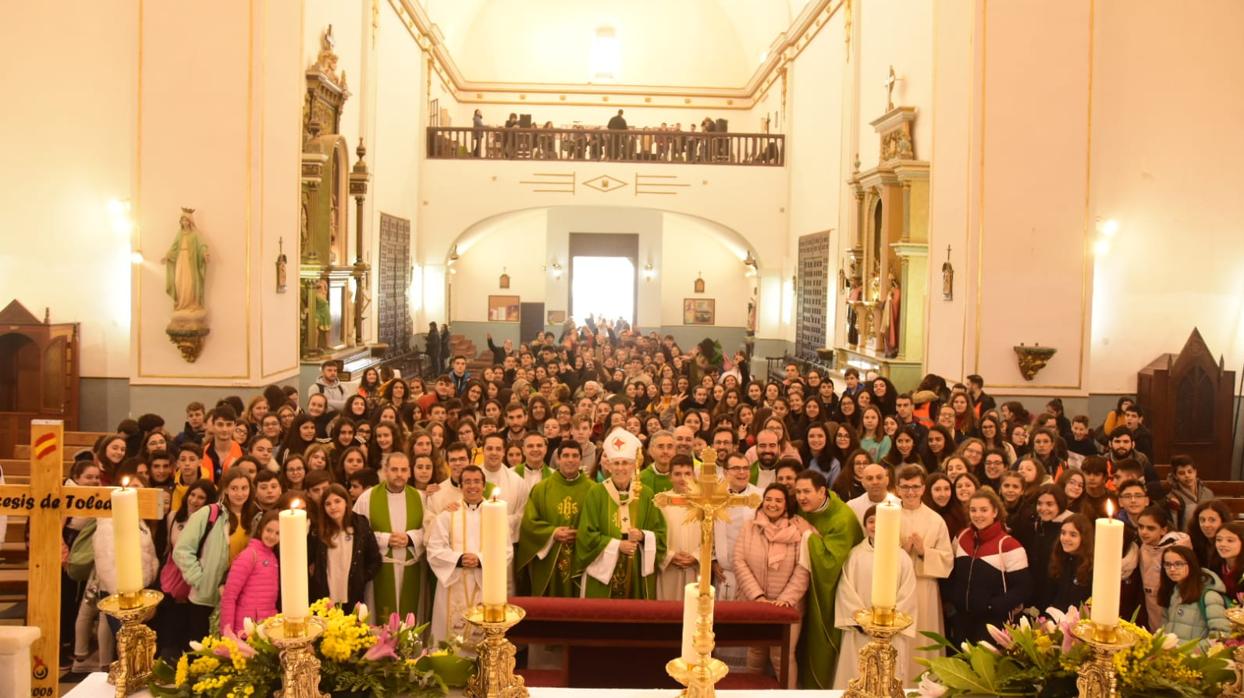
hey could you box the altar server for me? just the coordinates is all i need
[894,464,953,680]
[657,455,701,600]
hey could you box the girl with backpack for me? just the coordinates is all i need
[172,467,258,643]
[154,480,217,659]
[1159,545,1230,645]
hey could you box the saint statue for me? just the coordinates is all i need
[942,245,954,301]
[163,208,208,312]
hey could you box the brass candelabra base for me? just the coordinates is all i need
[1222,608,1244,697]
[97,589,163,698]
[463,603,529,698]
[262,615,328,698]
[1070,620,1136,698]
[843,606,912,698]
[666,656,730,698]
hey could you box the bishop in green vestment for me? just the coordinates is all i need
[516,442,594,597]
[575,428,667,599]
[353,452,426,623]
[793,469,863,689]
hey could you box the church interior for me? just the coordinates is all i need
[2,0,1244,695]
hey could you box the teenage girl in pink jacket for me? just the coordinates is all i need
[219,510,281,633]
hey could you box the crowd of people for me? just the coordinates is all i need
[54,319,1234,690]
[458,109,781,164]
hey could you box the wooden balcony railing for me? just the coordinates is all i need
[426,126,784,166]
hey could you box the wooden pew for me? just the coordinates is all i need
[12,430,108,461]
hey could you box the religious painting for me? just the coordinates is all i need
[488,295,520,323]
[694,273,705,294]
[683,298,715,325]
[547,310,566,324]
[499,270,510,289]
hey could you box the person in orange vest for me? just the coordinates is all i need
[202,404,243,481]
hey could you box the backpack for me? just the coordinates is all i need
[159,504,220,601]
[66,520,98,582]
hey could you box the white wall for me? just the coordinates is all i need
[659,217,750,328]
[0,0,138,378]
[1086,0,1244,394]
[856,0,933,173]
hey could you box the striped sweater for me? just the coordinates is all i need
[946,521,1032,644]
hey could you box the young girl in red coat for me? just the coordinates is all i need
[219,510,281,633]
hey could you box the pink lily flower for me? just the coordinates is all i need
[363,628,398,661]
[986,624,1014,650]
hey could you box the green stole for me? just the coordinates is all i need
[575,480,667,599]
[796,492,864,689]
[639,464,673,495]
[369,485,424,621]
[515,471,593,597]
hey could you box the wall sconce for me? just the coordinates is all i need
[642,262,655,281]
[108,198,133,236]
[129,249,144,265]
[447,244,460,264]
[743,250,758,277]
[549,260,563,280]
[1092,218,1119,256]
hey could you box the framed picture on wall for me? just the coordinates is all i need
[683,298,715,325]
[488,295,521,323]
[547,310,566,324]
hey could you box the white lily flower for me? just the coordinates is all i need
[1019,616,1031,630]
[1045,607,1067,624]
[917,674,948,697]
[1160,632,1179,651]
[243,617,256,638]
[189,640,203,652]
[357,603,369,623]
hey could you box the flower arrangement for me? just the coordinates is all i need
[915,606,1235,698]
[150,599,470,697]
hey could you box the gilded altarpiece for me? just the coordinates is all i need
[839,106,929,390]
[300,26,369,360]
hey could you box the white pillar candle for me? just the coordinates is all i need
[871,498,901,610]
[482,495,508,607]
[111,482,142,596]
[1091,504,1124,627]
[279,504,309,622]
[681,582,715,665]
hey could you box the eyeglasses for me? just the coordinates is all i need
[1119,493,1147,500]
[1163,561,1188,570]
[725,466,751,473]
[897,484,923,492]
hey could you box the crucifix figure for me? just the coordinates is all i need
[0,420,162,697]
[654,448,760,692]
[883,65,897,111]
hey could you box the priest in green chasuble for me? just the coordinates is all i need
[792,468,863,689]
[516,441,594,597]
[575,428,667,599]
[639,430,677,495]
[353,452,426,622]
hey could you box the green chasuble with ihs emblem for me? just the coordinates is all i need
[574,479,667,599]
[515,470,594,597]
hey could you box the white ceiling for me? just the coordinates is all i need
[416,0,813,88]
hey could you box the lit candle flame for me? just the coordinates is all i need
[290,498,303,511]
[1105,499,1114,518]
[120,476,131,489]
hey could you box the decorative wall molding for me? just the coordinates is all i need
[386,0,844,110]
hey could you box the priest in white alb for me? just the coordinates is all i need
[479,432,528,542]
[714,451,763,600]
[426,465,512,646]
[657,455,700,600]
[894,464,953,681]
[352,452,426,622]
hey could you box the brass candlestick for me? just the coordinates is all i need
[262,615,328,698]
[97,589,163,697]
[1222,608,1244,697]
[665,588,728,698]
[1070,620,1136,698]
[463,603,529,698]
[843,606,912,698]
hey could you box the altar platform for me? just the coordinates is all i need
[65,673,848,697]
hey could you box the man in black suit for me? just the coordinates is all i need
[606,109,627,159]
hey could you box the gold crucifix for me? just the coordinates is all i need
[0,421,163,697]
[655,447,759,696]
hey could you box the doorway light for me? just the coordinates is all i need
[590,26,619,82]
